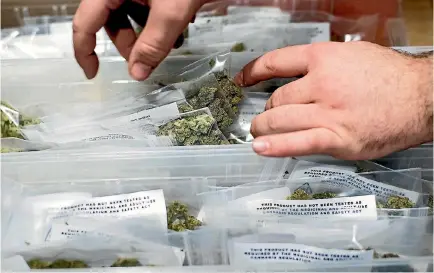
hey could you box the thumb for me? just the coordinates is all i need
[128,1,198,81]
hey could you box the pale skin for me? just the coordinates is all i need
[72,0,433,160]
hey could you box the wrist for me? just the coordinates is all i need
[414,54,433,144]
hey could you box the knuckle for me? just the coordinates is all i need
[269,92,282,109]
[261,52,279,74]
[133,41,167,67]
[266,112,281,132]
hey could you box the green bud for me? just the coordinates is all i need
[27,259,52,269]
[231,43,246,52]
[286,189,311,200]
[27,259,88,269]
[213,71,244,111]
[384,196,415,209]
[111,258,141,267]
[157,113,229,146]
[1,101,39,139]
[311,192,337,199]
[1,147,22,153]
[166,201,202,232]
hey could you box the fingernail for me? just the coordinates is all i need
[131,62,152,81]
[234,72,244,87]
[252,140,269,153]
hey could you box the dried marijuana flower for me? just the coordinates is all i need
[27,259,88,269]
[213,71,244,114]
[167,201,202,232]
[186,85,234,130]
[111,258,141,267]
[177,102,194,113]
[384,196,415,209]
[287,189,337,200]
[1,147,22,153]
[311,192,338,199]
[231,43,246,52]
[1,101,39,139]
[157,113,229,146]
[286,189,311,200]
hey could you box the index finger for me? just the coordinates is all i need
[73,0,125,79]
[233,45,311,87]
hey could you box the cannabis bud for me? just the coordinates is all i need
[157,113,229,146]
[186,85,234,131]
[111,258,141,267]
[1,147,22,153]
[286,189,336,200]
[1,101,39,139]
[312,192,337,199]
[286,189,311,200]
[177,102,194,113]
[213,71,244,115]
[167,201,202,232]
[384,196,415,209]
[27,259,88,269]
[231,43,246,52]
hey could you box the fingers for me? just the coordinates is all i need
[264,77,314,110]
[252,128,341,157]
[104,4,137,61]
[128,0,198,81]
[250,104,327,137]
[234,45,310,87]
[73,0,125,79]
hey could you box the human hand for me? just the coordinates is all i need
[73,0,206,81]
[234,42,433,160]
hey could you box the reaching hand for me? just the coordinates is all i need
[73,0,205,81]
[234,42,433,160]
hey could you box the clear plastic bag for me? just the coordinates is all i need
[374,147,434,171]
[201,173,430,226]
[227,216,432,271]
[1,138,52,153]
[1,100,39,139]
[156,108,230,146]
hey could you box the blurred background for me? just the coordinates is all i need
[1,0,432,46]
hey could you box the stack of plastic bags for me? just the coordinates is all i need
[1,2,433,271]
[1,0,391,59]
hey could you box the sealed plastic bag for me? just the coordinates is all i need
[228,92,270,143]
[1,138,53,153]
[156,108,230,146]
[1,101,39,139]
[201,175,429,226]
[228,216,432,271]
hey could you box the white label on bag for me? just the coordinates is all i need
[292,167,421,203]
[247,195,378,219]
[46,223,107,241]
[290,162,357,179]
[232,242,374,265]
[84,133,137,141]
[48,190,167,228]
[106,103,180,134]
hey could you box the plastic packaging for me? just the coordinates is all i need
[227,216,432,271]
[1,100,39,139]
[374,147,434,171]
[156,108,230,146]
[201,172,430,226]
[1,148,292,183]
[1,138,52,153]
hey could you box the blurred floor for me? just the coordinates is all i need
[402,0,433,45]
